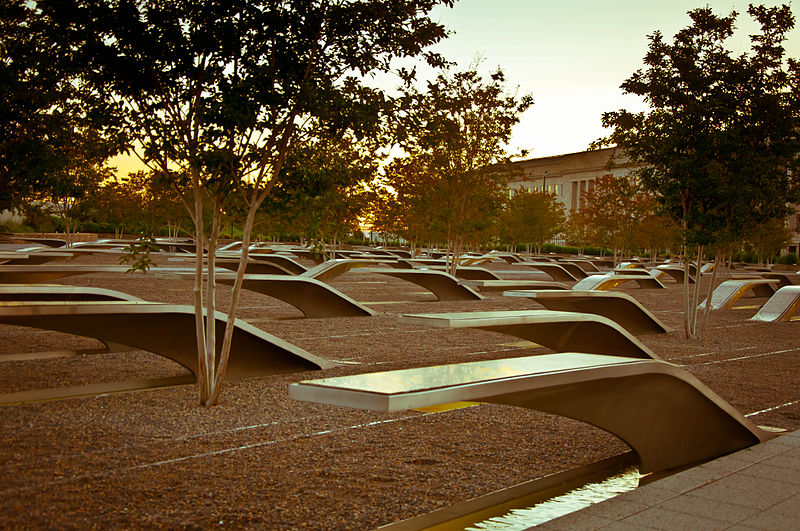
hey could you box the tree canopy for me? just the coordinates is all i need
[380,66,533,269]
[27,0,454,405]
[597,3,800,337]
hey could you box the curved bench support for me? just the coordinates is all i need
[750,285,800,322]
[220,275,376,318]
[519,263,580,282]
[290,353,774,473]
[503,289,670,335]
[0,302,333,380]
[301,259,378,282]
[699,279,780,310]
[399,310,655,359]
[0,283,143,302]
[367,269,484,301]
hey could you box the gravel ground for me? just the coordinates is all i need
[0,249,798,529]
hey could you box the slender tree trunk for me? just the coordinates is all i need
[191,176,209,404]
[683,247,691,338]
[688,245,704,338]
[202,202,222,401]
[207,195,260,406]
[698,252,722,339]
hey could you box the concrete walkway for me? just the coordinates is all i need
[538,429,800,530]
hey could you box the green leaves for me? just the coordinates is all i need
[600,4,800,250]
[119,234,161,274]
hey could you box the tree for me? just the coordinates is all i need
[275,133,378,258]
[500,189,566,254]
[577,175,643,265]
[385,66,533,274]
[37,0,453,405]
[0,0,124,216]
[562,209,596,255]
[597,4,800,338]
[747,216,792,265]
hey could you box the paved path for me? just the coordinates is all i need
[539,429,800,530]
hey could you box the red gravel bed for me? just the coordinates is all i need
[0,253,798,529]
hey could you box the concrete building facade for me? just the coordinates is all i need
[508,147,800,255]
[508,147,635,212]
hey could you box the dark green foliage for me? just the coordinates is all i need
[379,66,532,263]
[119,235,161,274]
[598,4,800,248]
[0,0,125,211]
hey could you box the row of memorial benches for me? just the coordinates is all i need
[0,243,792,479]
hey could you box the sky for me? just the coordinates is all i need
[111,0,800,175]
[419,0,800,159]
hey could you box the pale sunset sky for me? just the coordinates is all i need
[110,0,800,176]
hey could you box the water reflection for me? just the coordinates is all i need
[467,466,643,530]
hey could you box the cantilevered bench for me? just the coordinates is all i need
[750,285,800,322]
[301,259,379,282]
[572,274,666,291]
[223,253,308,275]
[289,353,774,473]
[0,284,142,302]
[220,275,376,318]
[154,271,377,318]
[611,268,654,276]
[0,264,236,284]
[655,264,695,284]
[0,264,141,283]
[211,257,295,275]
[0,265,377,319]
[699,278,780,310]
[732,272,800,289]
[503,290,670,336]
[0,301,333,404]
[517,262,582,282]
[485,251,525,264]
[561,258,601,273]
[399,310,655,359]
[0,249,71,265]
[458,280,569,292]
[427,266,502,281]
[365,269,484,301]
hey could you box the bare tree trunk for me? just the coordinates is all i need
[683,247,691,338]
[207,195,260,406]
[687,245,704,338]
[698,252,722,340]
[191,177,209,404]
[202,203,222,399]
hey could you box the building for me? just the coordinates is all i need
[508,147,800,256]
[508,147,635,212]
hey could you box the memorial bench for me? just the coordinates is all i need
[289,353,774,473]
[655,264,695,284]
[561,258,601,273]
[399,310,655,359]
[503,289,671,336]
[572,274,667,291]
[458,280,569,292]
[153,270,377,318]
[732,271,800,289]
[750,285,800,322]
[517,262,582,282]
[301,259,383,282]
[0,283,142,302]
[0,301,332,404]
[364,269,484,301]
[699,278,780,310]
[0,265,376,319]
[427,266,502,280]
